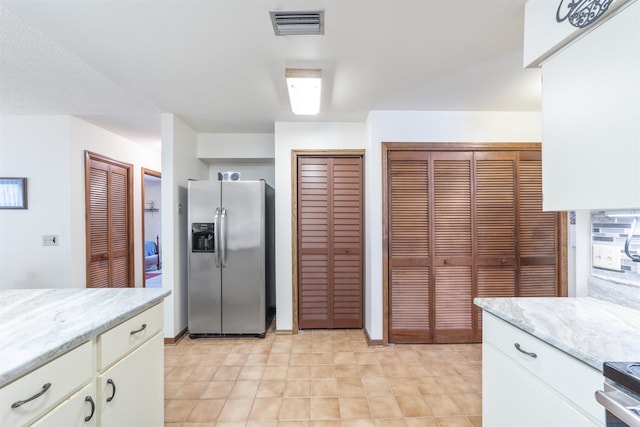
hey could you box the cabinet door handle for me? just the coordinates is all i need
[11,383,51,408]
[106,378,117,402]
[130,323,147,335]
[514,343,538,358]
[84,395,95,422]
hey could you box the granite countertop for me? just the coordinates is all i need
[475,297,640,371]
[0,288,170,387]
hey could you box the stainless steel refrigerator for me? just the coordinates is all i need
[187,179,274,338]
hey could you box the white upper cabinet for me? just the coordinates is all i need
[535,1,640,210]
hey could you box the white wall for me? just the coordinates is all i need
[198,133,274,160]
[198,132,276,187]
[161,114,208,339]
[0,115,161,289]
[274,122,367,332]
[0,116,72,288]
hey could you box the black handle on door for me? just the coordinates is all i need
[84,395,95,422]
[106,378,117,402]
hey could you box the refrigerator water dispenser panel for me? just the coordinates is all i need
[192,222,215,252]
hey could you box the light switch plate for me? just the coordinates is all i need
[592,244,621,271]
[42,235,59,246]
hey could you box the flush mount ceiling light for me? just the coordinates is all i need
[285,68,322,115]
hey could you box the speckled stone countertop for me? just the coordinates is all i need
[474,297,640,371]
[0,288,170,387]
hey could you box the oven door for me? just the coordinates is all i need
[596,382,640,427]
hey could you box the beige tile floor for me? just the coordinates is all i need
[164,328,482,427]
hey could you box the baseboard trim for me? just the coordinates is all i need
[164,327,188,345]
[364,328,384,347]
[275,329,293,335]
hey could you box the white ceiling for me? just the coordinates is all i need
[0,0,541,146]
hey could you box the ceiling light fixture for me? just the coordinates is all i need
[285,68,322,115]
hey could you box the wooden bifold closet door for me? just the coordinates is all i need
[387,146,562,344]
[85,152,133,288]
[297,156,364,329]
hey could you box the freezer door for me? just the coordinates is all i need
[187,180,222,334]
[221,181,266,334]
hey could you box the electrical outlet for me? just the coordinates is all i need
[592,244,621,271]
[42,235,59,246]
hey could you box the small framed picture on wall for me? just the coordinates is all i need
[0,177,28,209]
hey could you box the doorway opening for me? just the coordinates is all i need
[142,168,162,288]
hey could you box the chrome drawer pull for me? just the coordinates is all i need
[11,383,52,408]
[84,395,95,422]
[514,343,538,358]
[130,323,147,335]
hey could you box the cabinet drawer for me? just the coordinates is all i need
[483,312,603,424]
[483,344,599,427]
[0,341,92,427]
[32,383,96,427]
[98,302,163,371]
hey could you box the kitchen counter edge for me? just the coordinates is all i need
[0,288,171,388]
[474,296,640,371]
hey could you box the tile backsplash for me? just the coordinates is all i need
[591,210,640,283]
[589,210,640,310]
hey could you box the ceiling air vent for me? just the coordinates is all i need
[270,10,324,36]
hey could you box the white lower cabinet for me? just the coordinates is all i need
[483,312,604,427]
[0,302,164,427]
[98,333,163,427]
[32,384,96,427]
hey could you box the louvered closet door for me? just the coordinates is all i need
[474,152,517,338]
[388,152,431,343]
[518,152,559,296]
[432,152,474,343]
[86,154,132,288]
[386,146,562,344]
[298,156,363,329]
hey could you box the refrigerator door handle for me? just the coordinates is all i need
[214,207,221,268]
[220,207,227,267]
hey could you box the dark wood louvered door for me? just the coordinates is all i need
[388,151,431,342]
[473,152,518,339]
[517,151,559,297]
[432,152,474,343]
[297,155,363,329]
[386,144,564,344]
[85,152,133,288]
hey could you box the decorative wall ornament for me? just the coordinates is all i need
[556,0,615,28]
